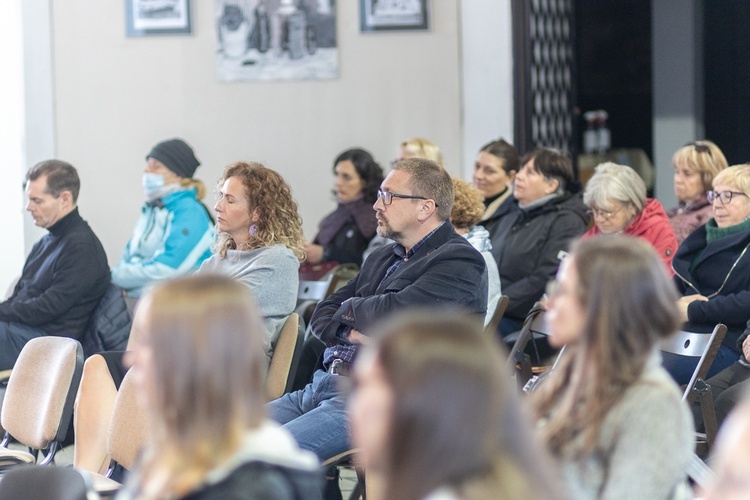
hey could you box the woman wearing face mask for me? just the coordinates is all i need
[111,138,214,302]
[304,148,383,270]
[73,162,304,476]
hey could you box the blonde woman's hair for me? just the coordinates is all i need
[213,162,305,261]
[530,237,680,459]
[180,178,207,200]
[583,162,647,212]
[450,178,484,230]
[136,275,266,499]
[672,140,728,192]
[401,137,445,168]
[713,164,750,198]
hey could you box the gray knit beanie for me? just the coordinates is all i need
[146,138,200,178]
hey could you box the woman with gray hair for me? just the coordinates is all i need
[582,162,677,270]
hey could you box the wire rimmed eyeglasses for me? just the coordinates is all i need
[586,205,623,220]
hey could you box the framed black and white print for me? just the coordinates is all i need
[360,0,429,32]
[126,0,193,37]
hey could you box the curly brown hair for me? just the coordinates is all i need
[214,162,305,261]
[450,178,484,230]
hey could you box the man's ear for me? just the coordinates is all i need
[416,199,437,222]
[59,190,74,208]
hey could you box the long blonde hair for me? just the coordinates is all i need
[135,275,266,499]
[213,162,305,261]
[530,237,680,458]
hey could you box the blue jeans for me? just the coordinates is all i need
[0,321,47,370]
[664,344,740,386]
[267,369,351,461]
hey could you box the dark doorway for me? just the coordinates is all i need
[703,1,750,165]
[573,0,653,161]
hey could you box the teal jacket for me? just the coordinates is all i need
[111,189,214,296]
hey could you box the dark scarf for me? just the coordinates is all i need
[315,196,377,246]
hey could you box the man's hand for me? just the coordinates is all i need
[347,329,370,345]
[742,335,750,362]
[676,294,708,323]
[304,243,324,264]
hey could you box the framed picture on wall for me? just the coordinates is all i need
[360,0,430,32]
[126,0,193,36]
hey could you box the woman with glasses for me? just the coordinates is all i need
[531,236,693,500]
[581,162,677,271]
[670,164,750,383]
[667,140,728,244]
[303,148,383,271]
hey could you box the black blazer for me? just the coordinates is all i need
[311,221,488,346]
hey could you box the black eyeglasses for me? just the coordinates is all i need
[707,190,747,205]
[376,189,437,206]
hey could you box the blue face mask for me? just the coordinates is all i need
[143,173,165,192]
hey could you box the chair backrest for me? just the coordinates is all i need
[1,337,83,451]
[81,283,132,359]
[0,465,93,500]
[267,313,302,401]
[659,324,727,400]
[297,276,336,302]
[107,369,148,471]
[485,295,509,335]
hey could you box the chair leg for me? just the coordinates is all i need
[515,351,533,390]
[698,383,718,449]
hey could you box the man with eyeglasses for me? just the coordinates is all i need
[268,157,488,466]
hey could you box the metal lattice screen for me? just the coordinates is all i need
[513,0,575,154]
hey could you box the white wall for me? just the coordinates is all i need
[49,0,465,264]
[459,0,514,178]
[652,0,703,207]
[0,0,29,292]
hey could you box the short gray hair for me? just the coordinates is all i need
[392,158,453,220]
[583,162,646,213]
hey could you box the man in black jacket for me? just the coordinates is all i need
[268,157,488,461]
[0,160,109,369]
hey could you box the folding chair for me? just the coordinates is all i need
[323,449,366,500]
[505,305,549,389]
[89,369,148,497]
[660,324,727,454]
[0,465,95,500]
[0,337,83,469]
[266,313,304,400]
[484,295,509,335]
[296,275,339,337]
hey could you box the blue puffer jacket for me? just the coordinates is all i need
[111,189,214,296]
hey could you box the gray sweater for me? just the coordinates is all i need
[198,245,299,360]
[559,352,694,500]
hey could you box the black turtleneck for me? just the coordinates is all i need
[484,186,509,208]
[0,207,109,339]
